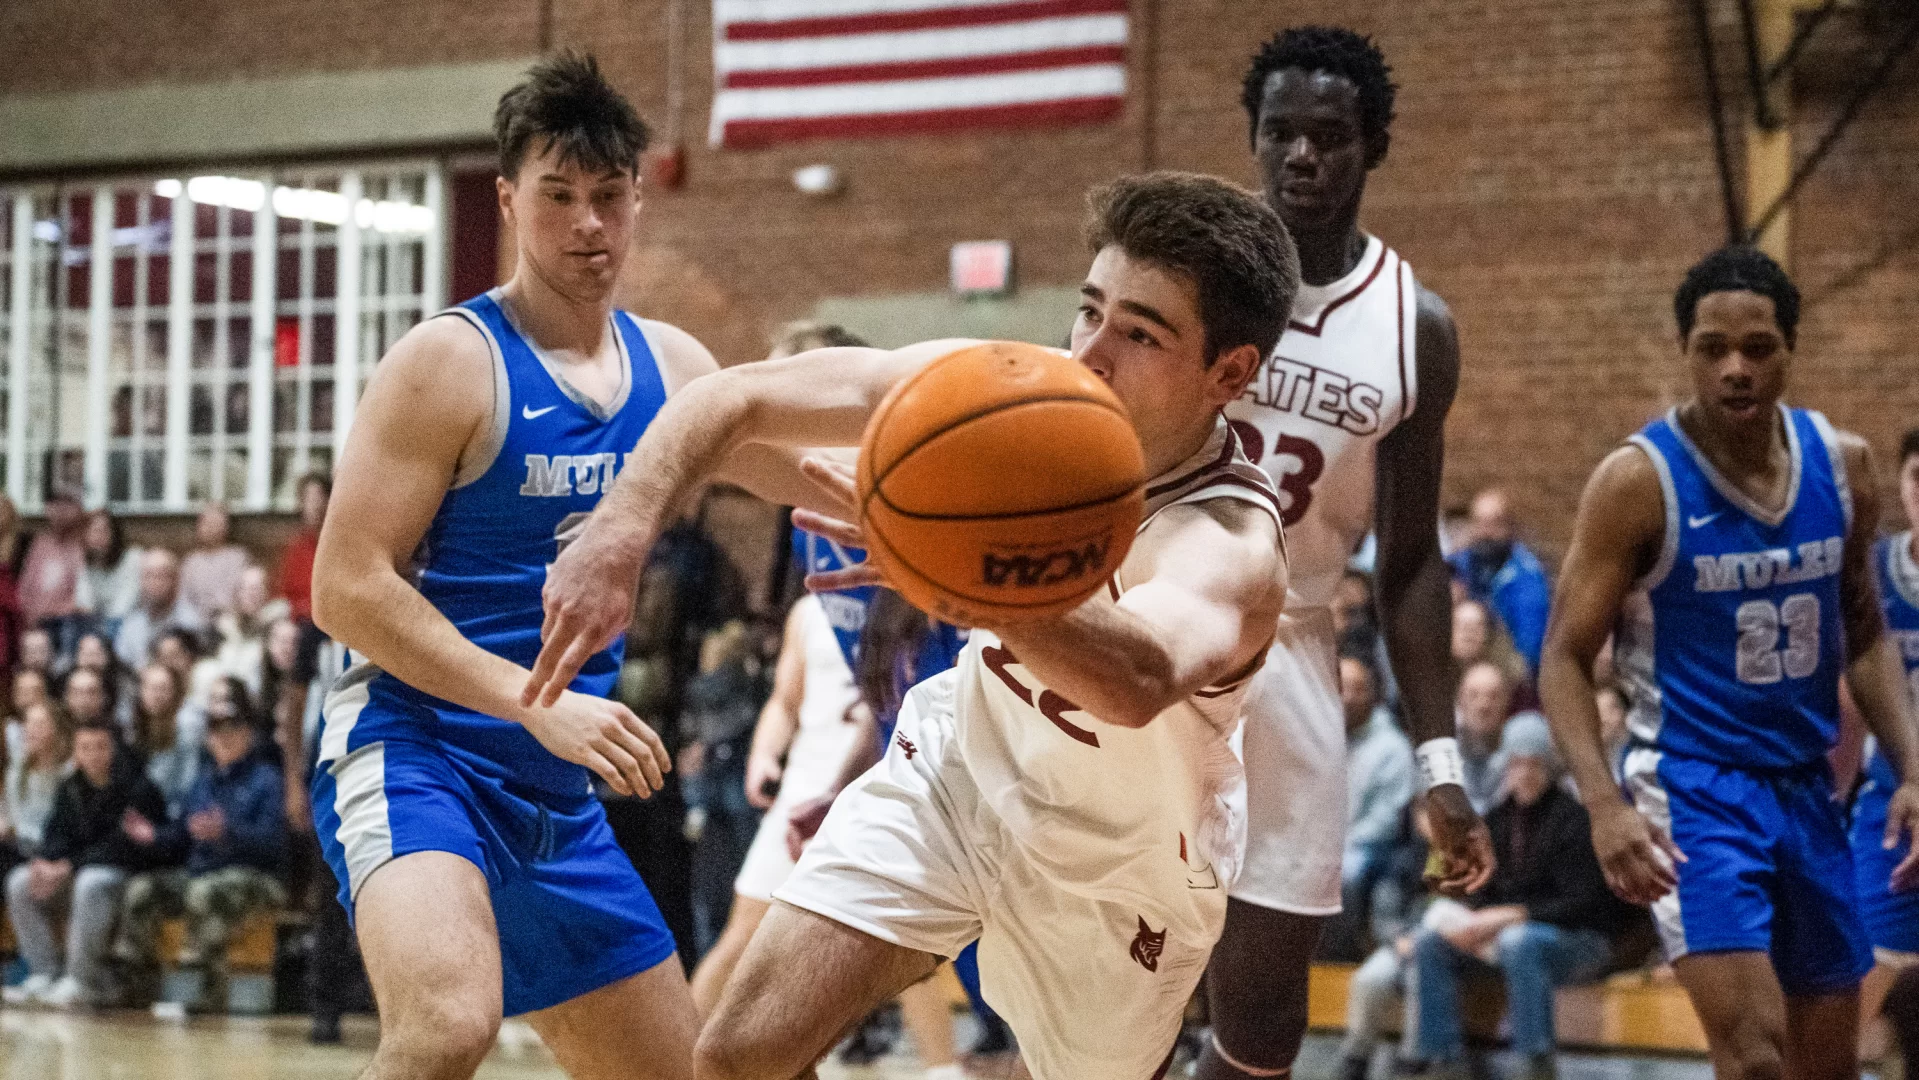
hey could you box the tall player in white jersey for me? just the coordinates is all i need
[1198,28,1494,1080]
[528,173,1298,1080]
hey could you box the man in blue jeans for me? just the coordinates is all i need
[1401,715,1638,1080]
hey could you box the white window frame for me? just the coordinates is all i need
[0,158,448,515]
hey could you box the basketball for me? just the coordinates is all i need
[856,341,1147,627]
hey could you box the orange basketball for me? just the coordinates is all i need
[857,341,1147,626]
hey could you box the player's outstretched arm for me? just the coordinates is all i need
[992,498,1286,730]
[526,338,974,707]
[1832,433,1919,889]
[1538,445,1683,906]
[312,319,668,798]
[1374,287,1492,896]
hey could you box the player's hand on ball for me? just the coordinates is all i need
[527,520,643,708]
[523,691,671,798]
[1589,798,1684,906]
[1884,780,1919,892]
[792,456,891,592]
[1421,783,1495,896]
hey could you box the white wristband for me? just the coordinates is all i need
[1416,737,1466,793]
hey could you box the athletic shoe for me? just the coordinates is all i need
[1511,1053,1556,1080]
[40,976,84,1010]
[1341,1054,1372,1080]
[2,973,54,1005]
[310,1012,344,1045]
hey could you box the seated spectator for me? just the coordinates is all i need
[1329,651,1414,961]
[1,701,69,880]
[1456,661,1514,813]
[115,549,207,672]
[0,493,21,678]
[5,667,50,760]
[133,663,200,818]
[153,626,218,739]
[18,490,87,641]
[18,625,55,679]
[77,508,142,634]
[72,629,137,732]
[213,564,288,696]
[179,502,249,626]
[260,618,300,726]
[278,473,329,625]
[1333,568,1380,652]
[1447,488,1551,673]
[1451,597,1531,689]
[3,717,168,1008]
[113,679,287,1011]
[1336,804,1434,1080]
[1400,715,1639,1080]
[62,666,117,734]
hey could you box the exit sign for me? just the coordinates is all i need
[950,241,1013,296]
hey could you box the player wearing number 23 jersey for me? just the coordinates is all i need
[1614,404,1872,992]
[1222,232,1417,914]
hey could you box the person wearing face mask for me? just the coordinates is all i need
[1448,488,1551,673]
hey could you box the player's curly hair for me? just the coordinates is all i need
[1241,26,1397,167]
[1085,172,1300,364]
[496,51,650,180]
[1898,426,1919,466]
[1673,246,1801,349]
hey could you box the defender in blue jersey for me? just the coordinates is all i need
[1542,248,1919,1080]
[309,56,818,1080]
[1853,430,1919,958]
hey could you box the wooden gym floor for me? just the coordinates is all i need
[0,1009,1727,1080]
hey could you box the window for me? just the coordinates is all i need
[0,161,446,514]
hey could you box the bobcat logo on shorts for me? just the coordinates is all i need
[894,732,918,760]
[1130,917,1166,972]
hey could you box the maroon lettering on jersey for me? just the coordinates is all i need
[1130,916,1166,972]
[982,645,1100,748]
[894,732,918,760]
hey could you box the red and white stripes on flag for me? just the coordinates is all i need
[710,0,1129,148]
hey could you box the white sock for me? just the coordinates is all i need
[924,1066,967,1080]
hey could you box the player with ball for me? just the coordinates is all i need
[528,172,1299,1080]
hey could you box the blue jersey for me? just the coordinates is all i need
[1851,532,1919,952]
[336,289,669,797]
[792,528,965,742]
[1863,534,1919,793]
[794,529,875,669]
[1615,406,1853,769]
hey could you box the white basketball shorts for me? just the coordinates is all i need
[776,676,1209,1080]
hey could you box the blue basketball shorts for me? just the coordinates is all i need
[1624,747,1872,995]
[312,724,678,1016]
[1850,769,1919,956]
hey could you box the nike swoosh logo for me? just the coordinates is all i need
[1689,512,1722,528]
[522,405,558,420]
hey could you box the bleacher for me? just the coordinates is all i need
[1,907,293,1013]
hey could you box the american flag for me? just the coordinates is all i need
[710,0,1129,148]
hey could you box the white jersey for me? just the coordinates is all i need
[953,420,1285,942]
[783,594,866,791]
[1224,233,1418,608]
[733,594,865,902]
[1224,233,1423,915]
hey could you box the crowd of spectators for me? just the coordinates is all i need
[0,476,330,1019]
[0,463,1651,1070]
[1329,485,1653,1080]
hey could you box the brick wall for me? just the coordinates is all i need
[7,0,1917,563]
